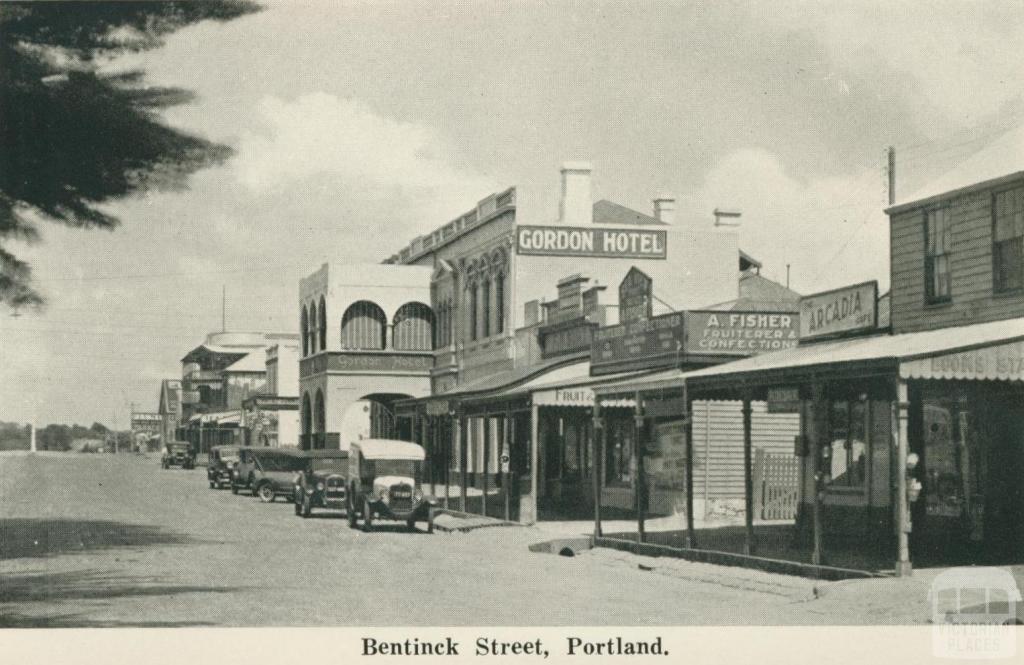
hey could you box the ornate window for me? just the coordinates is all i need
[341,301,387,350]
[393,302,434,351]
[481,277,491,338]
[468,283,478,341]
[300,305,309,357]
[308,301,318,353]
[318,296,327,351]
[494,273,505,334]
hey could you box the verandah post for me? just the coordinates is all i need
[683,382,696,549]
[634,390,645,544]
[742,391,755,555]
[592,398,603,538]
[894,378,913,577]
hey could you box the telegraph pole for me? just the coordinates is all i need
[887,146,896,206]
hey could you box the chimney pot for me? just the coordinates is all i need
[653,194,676,224]
[559,161,593,225]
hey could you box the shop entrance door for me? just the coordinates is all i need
[982,394,1024,563]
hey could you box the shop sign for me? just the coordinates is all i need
[516,225,667,259]
[425,400,451,416]
[300,352,433,377]
[684,311,799,356]
[534,387,594,407]
[799,280,878,341]
[591,313,685,374]
[766,387,801,414]
[900,341,1024,381]
[619,267,653,323]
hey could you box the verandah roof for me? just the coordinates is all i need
[594,317,1024,395]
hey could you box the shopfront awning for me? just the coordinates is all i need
[594,317,1024,395]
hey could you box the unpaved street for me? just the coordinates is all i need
[0,452,1000,627]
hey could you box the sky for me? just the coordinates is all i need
[2,0,1023,427]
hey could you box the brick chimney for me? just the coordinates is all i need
[653,194,676,224]
[558,161,593,225]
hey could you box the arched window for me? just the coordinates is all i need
[468,283,478,341]
[314,389,326,436]
[308,301,318,354]
[300,305,309,357]
[341,300,386,350]
[318,296,327,351]
[481,277,491,338]
[301,393,312,437]
[392,302,434,351]
[495,273,505,334]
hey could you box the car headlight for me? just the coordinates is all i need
[316,482,324,491]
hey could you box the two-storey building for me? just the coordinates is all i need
[597,158,1024,574]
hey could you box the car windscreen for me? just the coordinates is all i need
[256,454,304,472]
[367,459,421,480]
[311,457,347,473]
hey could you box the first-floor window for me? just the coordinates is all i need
[994,186,1024,293]
[925,206,952,302]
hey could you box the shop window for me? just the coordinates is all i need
[993,186,1024,293]
[925,206,952,303]
[826,400,867,489]
[605,417,634,486]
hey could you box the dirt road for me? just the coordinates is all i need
[0,452,1010,627]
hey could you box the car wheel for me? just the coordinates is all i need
[362,499,373,532]
[301,494,312,518]
[231,484,239,495]
[294,494,302,515]
[257,483,275,503]
[209,480,216,489]
[406,518,416,532]
[346,495,357,528]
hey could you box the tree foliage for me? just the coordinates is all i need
[0,1,260,309]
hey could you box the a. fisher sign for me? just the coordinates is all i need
[516,225,667,259]
[799,280,878,342]
[591,313,684,374]
[684,311,799,356]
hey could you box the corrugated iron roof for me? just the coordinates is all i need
[889,124,1024,212]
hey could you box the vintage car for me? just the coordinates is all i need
[230,447,258,494]
[293,449,349,517]
[248,448,307,503]
[161,442,195,470]
[207,445,240,489]
[346,439,437,532]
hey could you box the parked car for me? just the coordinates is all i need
[294,449,349,517]
[230,447,258,494]
[249,448,306,503]
[207,445,240,489]
[346,439,437,532]
[161,442,195,470]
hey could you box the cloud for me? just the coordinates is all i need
[692,148,890,295]
[233,93,498,227]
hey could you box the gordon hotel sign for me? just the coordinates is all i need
[516,225,667,259]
